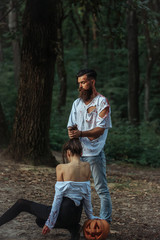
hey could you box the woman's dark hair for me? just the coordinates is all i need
[76,69,97,81]
[62,138,82,163]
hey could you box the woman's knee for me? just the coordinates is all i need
[16,199,26,205]
[15,199,30,211]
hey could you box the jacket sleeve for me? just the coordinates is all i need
[45,188,63,229]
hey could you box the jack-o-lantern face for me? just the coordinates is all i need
[83,219,110,240]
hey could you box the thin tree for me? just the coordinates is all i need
[0,10,3,63]
[70,4,89,67]
[56,0,67,111]
[142,1,160,121]
[0,0,7,63]
[143,12,154,122]
[8,0,59,166]
[8,0,21,87]
[127,2,140,125]
[69,1,100,67]
[0,102,9,148]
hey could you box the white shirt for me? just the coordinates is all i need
[45,181,98,230]
[67,93,112,156]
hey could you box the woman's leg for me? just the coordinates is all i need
[0,197,83,239]
[55,197,83,240]
[0,199,51,227]
[55,197,83,228]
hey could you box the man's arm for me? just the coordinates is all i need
[67,101,77,129]
[68,127,105,140]
[68,106,109,140]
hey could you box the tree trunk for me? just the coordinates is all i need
[56,0,67,111]
[56,32,67,110]
[144,19,154,122]
[0,39,3,63]
[0,103,9,148]
[143,1,159,122]
[8,0,21,87]
[127,3,140,125]
[92,14,98,48]
[0,7,4,63]
[70,4,89,68]
[144,61,153,121]
[82,5,89,68]
[8,0,59,167]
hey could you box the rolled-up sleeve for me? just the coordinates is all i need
[97,98,112,129]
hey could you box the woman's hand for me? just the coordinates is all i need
[42,225,50,235]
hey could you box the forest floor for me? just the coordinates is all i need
[0,150,160,240]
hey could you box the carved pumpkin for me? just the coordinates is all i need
[83,219,110,240]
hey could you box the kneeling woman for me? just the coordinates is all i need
[0,139,98,240]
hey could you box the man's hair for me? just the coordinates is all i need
[76,69,97,80]
[62,138,82,163]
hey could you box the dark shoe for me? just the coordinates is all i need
[70,232,80,240]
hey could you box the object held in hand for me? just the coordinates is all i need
[70,124,78,130]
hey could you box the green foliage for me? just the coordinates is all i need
[105,121,160,167]
[49,74,76,150]
[105,122,142,161]
[49,120,68,151]
[1,0,160,168]
[0,57,17,131]
[51,26,160,168]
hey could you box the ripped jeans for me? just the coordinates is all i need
[81,150,112,223]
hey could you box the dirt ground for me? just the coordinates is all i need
[0,151,160,240]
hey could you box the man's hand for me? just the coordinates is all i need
[68,125,105,140]
[68,127,81,139]
[68,125,80,139]
[42,225,50,235]
[68,128,81,139]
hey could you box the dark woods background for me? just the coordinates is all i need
[0,0,160,167]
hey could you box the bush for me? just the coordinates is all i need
[105,121,160,167]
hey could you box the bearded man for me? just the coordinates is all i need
[67,69,112,225]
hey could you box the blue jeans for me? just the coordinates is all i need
[81,150,112,223]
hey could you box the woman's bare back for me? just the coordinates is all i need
[56,161,91,182]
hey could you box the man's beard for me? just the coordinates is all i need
[79,86,93,102]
